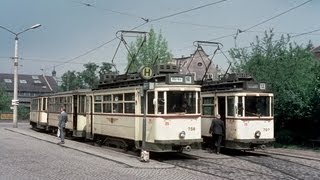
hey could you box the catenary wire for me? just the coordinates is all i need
[43,0,228,70]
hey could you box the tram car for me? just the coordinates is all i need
[30,95,48,129]
[200,73,275,150]
[30,64,202,152]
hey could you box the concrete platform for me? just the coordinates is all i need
[5,127,174,169]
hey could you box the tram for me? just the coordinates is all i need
[30,64,202,152]
[200,73,275,150]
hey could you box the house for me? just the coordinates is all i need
[170,45,222,81]
[0,73,58,106]
[311,46,320,59]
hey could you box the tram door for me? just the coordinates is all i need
[37,98,41,124]
[217,96,226,121]
[73,95,78,134]
[86,96,93,139]
[217,96,226,146]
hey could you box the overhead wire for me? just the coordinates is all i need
[209,0,312,41]
[43,0,228,71]
[149,0,228,22]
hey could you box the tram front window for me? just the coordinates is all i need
[245,96,270,117]
[167,91,196,114]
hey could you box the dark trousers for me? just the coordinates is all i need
[211,134,222,153]
[59,127,65,142]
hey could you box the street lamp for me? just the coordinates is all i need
[0,24,41,128]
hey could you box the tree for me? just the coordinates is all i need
[60,70,83,91]
[60,62,116,91]
[229,30,319,143]
[0,86,10,113]
[79,62,99,89]
[127,28,172,73]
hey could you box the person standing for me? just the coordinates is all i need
[57,107,68,145]
[209,114,225,154]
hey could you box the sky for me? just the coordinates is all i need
[0,0,319,77]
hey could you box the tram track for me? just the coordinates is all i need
[249,151,320,171]
[233,152,320,180]
[179,152,297,180]
[42,130,320,179]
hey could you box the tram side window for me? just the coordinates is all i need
[227,96,235,116]
[202,97,214,115]
[238,96,244,116]
[125,93,135,113]
[271,96,274,116]
[42,98,47,111]
[158,91,164,114]
[103,95,112,113]
[147,92,154,114]
[79,95,86,113]
[245,96,270,116]
[48,98,54,112]
[94,95,102,113]
[113,94,123,113]
[31,99,38,111]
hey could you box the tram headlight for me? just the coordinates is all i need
[179,131,186,138]
[255,131,261,138]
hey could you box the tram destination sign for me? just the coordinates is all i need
[166,74,194,85]
[245,82,267,90]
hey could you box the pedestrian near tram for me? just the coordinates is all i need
[209,114,225,154]
[57,107,68,145]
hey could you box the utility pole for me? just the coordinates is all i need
[0,24,41,128]
[139,66,153,162]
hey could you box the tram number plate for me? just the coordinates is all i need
[263,128,270,132]
[188,127,196,131]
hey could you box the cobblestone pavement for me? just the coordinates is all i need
[180,149,320,180]
[1,122,320,180]
[0,124,217,180]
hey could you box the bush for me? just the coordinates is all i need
[18,106,30,120]
[276,129,294,145]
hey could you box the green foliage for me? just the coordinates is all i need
[127,28,172,73]
[60,62,116,91]
[229,30,319,143]
[18,106,30,120]
[79,62,99,89]
[60,70,84,91]
[0,86,11,113]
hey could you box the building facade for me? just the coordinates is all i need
[171,45,222,81]
[0,73,58,106]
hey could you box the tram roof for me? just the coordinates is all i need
[97,64,195,90]
[198,73,271,93]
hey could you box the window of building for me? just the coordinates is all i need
[34,80,41,84]
[32,75,39,79]
[19,80,27,84]
[4,79,12,83]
